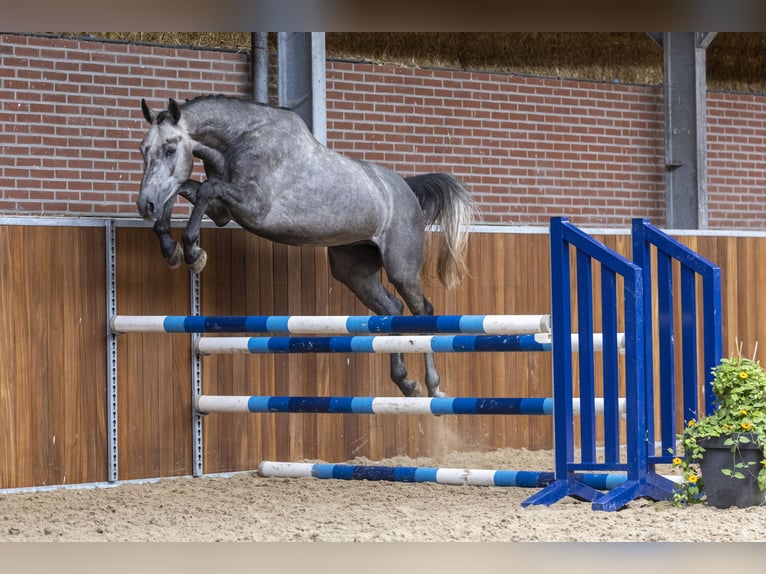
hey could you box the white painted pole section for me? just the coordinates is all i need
[578,398,627,417]
[482,314,551,334]
[532,333,626,352]
[197,337,253,355]
[110,315,168,333]
[369,397,436,414]
[258,461,314,479]
[286,316,351,333]
[370,336,440,353]
[196,395,252,413]
[436,468,499,486]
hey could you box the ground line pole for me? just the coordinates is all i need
[105,219,119,482]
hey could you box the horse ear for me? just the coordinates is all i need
[141,98,156,124]
[168,98,181,124]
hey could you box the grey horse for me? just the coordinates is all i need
[137,95,474,398]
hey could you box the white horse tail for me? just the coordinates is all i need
[405,173,475,289]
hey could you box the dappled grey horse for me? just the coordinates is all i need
[137,95,474,398]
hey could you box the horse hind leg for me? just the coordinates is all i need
[328,244,423,398]
[395,285,444,398]
[380,239,445,398]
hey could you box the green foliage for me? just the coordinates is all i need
[672,349,766,505]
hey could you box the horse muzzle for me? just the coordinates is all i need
[136,195,160,222]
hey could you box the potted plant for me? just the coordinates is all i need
[672,344,766,507]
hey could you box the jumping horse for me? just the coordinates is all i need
[137,95,474,398]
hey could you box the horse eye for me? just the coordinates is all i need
[165,146,177,158]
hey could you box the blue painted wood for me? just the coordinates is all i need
[680,265,699,424]
[549,217,574,487]
[523,217,674,512]
[657,251,677,453]
[634,218,722,466]
[600,266,620,465]
[576,250,596,464]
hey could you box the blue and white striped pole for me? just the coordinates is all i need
[195,333,624,355]
[195,395,627,416]
[195,333,558,355]
[110,314,551,335]
[257,461,635,490]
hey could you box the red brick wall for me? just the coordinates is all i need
[2,33,766,229]
[0,34,249,217]
[707,92,766,230]
[326,61,666,226]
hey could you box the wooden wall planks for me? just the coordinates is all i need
[0,225,107,489]
[0,223,759,488]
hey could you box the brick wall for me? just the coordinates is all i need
[708,92,766,230]
[0,34,249,217]
[2,33,766,229]
[326,61,666,226]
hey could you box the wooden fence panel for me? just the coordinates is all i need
[115,227,192,480]
[0,225,107,489]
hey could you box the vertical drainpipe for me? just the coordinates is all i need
[252,32,269,104]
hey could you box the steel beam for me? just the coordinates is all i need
[277,32,327,144]
[660,32,716,229]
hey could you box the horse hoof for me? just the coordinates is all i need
[189,249,207,274]
[402,382,421,397]
[166,243,184,269]
[429,389,447,398]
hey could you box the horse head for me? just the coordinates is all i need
[137,98,195,221]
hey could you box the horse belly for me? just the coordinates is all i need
[238,208,381,248]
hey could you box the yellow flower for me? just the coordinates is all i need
[742,422,753,431]
[723,424,730,430]
[739,371,749,379]
[672,457,682,466]
[741,409,749,416]
[687,474,699,484]
[687,420,696,427]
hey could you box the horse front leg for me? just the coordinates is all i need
[179,179,232,228]
[152,196,184,269]
[180,178,245,273]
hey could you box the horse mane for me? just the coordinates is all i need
[182,94,293,114]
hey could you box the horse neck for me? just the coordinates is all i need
[182,100,267,152]
[192,141,226,178]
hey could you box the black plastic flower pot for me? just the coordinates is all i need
[697,433,765,508]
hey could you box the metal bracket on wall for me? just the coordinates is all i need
[105,219,119,482]
[191,271,204,477]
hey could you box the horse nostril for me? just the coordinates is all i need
[147,201,155,215]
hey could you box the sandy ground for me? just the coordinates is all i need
[1,447,765,542]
